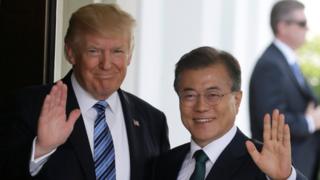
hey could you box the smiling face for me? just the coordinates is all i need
[177,64,242,147]
[66,33,131,100]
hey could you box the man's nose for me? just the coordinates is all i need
[194,96,210,112]
[100,51,112,69]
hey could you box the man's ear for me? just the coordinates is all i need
[127,52,132,66]
[277,21,287,37]
[127,44,134,66]
[65,44,76,65]
[235,90,243,112]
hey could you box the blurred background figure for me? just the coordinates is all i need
[249,0,320,179]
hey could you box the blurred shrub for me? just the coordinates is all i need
[298,36,320,99]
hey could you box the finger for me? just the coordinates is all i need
[48,85,58,110]
[284,124,291,147]
[271,109,279,141]
[39,95,51,122]
[309,102,315,109]
[60,82,68,108]
[66,109,81,131]
[306,102,315,114]
[55,81,63,107]
[263,113,271,142]
[51,84,61,110]
[246,140,261,164]
[277,113,285,142]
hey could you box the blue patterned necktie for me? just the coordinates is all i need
[190,150,209,180]
[93,101,116,180]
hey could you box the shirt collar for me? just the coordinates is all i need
[190,125,237,164]
[273,38,297,65]
[71,73,119,113]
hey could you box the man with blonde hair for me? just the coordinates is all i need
[4,3,169,180]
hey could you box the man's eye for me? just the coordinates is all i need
[87,48,101,56]
[113,49,125,54]
[183,94,196,100]
[206,93,220,101]
[207,93,219,98]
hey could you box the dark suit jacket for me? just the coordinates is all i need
[249,43,320,179]
[3,70,170,180]
[152,128,307,180]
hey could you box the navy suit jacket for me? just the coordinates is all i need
[152,128,307,180]
[249,43,320,179]
[4,70,170,180]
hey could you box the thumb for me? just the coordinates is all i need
[66,109,81,130]
[246,140,261,164]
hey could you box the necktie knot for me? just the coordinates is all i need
[193,150,209,164]
[193,150,209,163]
[93,101,108,114]
[190,150,208,180]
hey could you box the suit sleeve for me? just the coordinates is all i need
[296,168,308,180]
[2,89,41,179]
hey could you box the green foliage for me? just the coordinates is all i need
[297,36,320,99]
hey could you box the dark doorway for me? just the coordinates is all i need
[0,0,56,172]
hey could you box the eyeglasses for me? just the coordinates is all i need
[285,20,307,28]
[179,91,234,107]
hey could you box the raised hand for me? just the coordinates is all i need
[246,109,291,180]
[35,81,81,158]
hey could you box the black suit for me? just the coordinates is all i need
[249,43,320,179]
[3,71,170,180]
[152,128,307,180]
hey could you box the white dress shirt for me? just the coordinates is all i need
[274,38,315,133]
[30,74,130,180]
[177,125,296,180]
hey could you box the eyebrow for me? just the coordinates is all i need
[181,86,221,92]
[207,87,220,91]
[180,88,195,92]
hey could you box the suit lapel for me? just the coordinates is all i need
[168,144,190,179]
[284,57,317,101]
[272,44,314,99]
[63,71,96,180]
[206,129,250,179]
[118,89,145,179]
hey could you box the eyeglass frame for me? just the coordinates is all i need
[178,90,236,107]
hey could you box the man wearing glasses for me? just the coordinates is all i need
[249,0,320,179]
[152,46,307,180]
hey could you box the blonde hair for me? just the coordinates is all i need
[64,3,136,55]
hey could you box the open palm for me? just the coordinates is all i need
[246,109,292,180]
[35,81,81,158]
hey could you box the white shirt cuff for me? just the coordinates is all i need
[266,166,296,180]
[29,137,56,176]
[306,114,316,133]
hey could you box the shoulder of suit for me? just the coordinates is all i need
[158,143,189,158]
